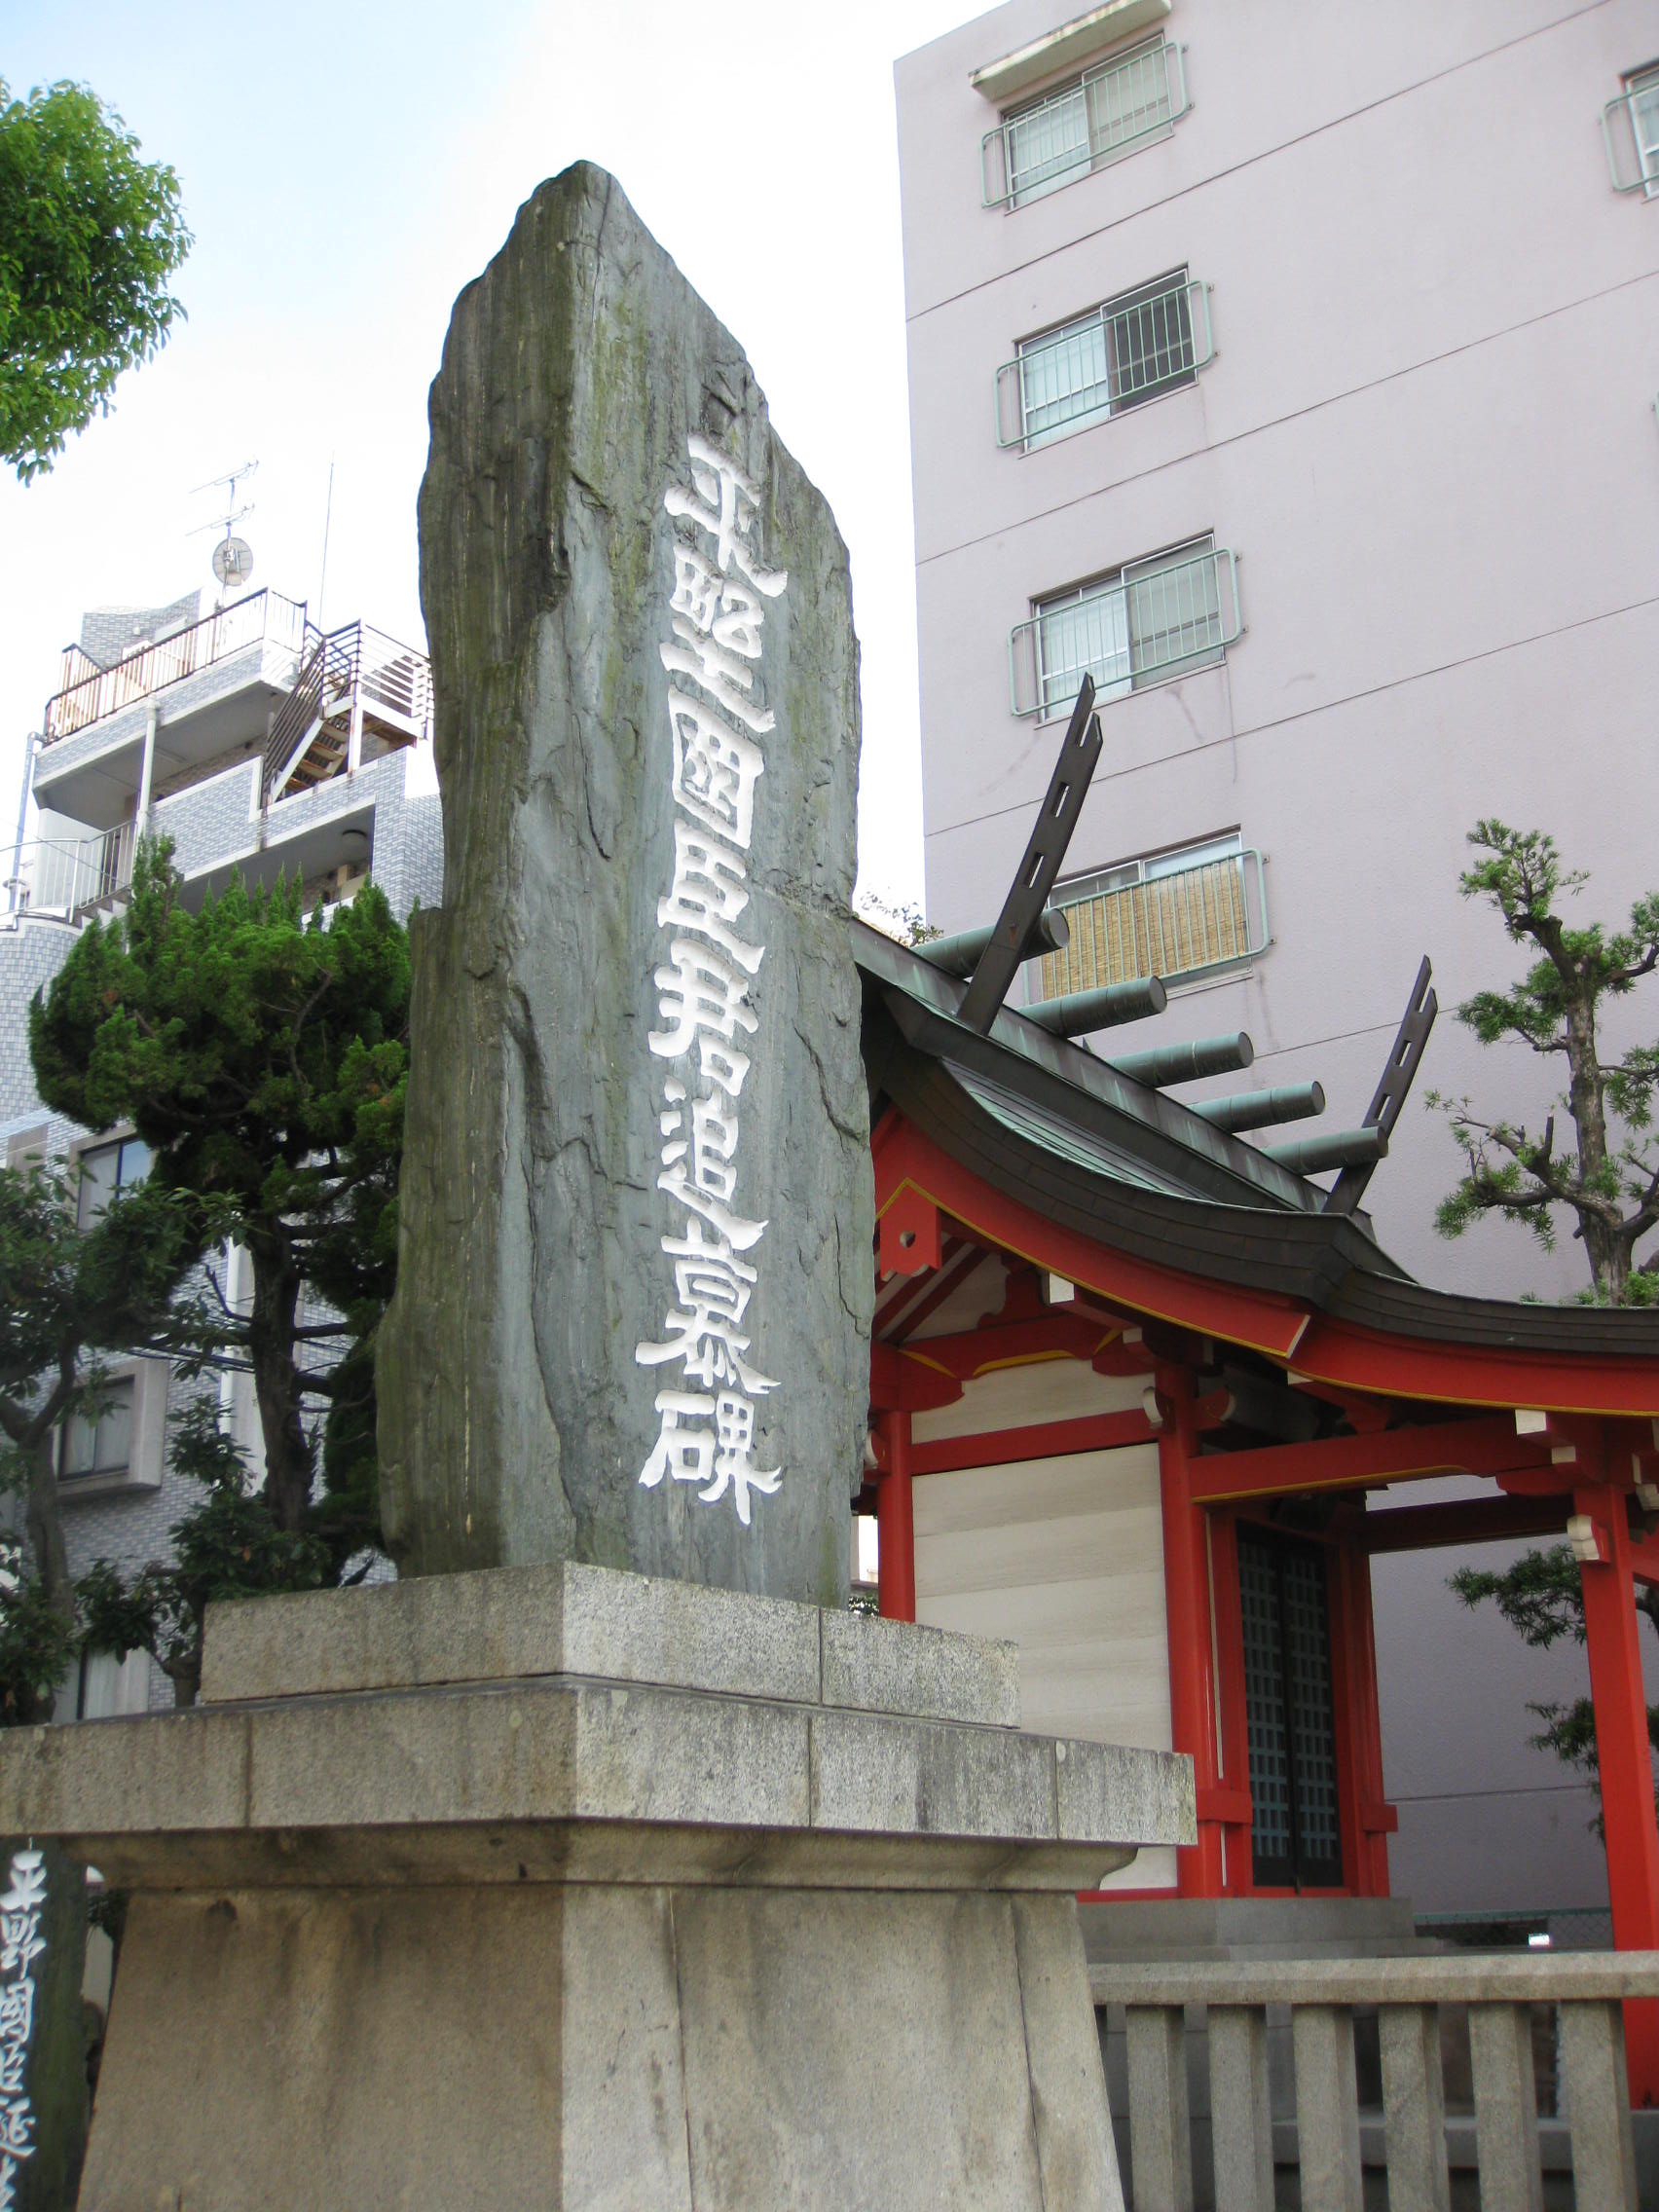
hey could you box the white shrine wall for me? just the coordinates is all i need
[911,1359,1178,1892]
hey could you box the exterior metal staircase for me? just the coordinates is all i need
[263,622,430,805]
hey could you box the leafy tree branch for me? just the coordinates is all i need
[0,79,191,480]
[0,1161,191,1705]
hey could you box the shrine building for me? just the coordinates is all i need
[854,895,1659,2101]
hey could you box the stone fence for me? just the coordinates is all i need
[1091,1950,1659,2211]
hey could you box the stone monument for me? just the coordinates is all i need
[378,162,872,1606]
[0,168,1195,2210]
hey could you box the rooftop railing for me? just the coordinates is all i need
[356,621,432,734]
[1094,1950,1657,2209]
[981,38,1188,210]
[43,589,310,746]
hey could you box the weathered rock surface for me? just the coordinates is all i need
[378,164,872,1603]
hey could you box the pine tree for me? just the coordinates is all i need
[29,841,410,1535]
[1429,820,1659,1304]
[1435,821,1659,1816]
[1451,1545,1659,1826]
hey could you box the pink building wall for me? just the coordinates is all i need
[896,0,1659,1921]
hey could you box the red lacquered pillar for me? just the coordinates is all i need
[877,1411,916,1624]
[1158,1369,1226,1898]
[1576,1468,1659,2104]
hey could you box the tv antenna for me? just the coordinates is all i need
[189,459,259,599]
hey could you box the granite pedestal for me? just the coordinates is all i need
[0,1563,1192,2210]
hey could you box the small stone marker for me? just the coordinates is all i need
[379,164,874,1604]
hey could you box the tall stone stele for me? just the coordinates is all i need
[379,164,873,1605]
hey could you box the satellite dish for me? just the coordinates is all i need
[213,535,255,590]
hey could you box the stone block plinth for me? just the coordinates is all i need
[0,1563,1192,2210]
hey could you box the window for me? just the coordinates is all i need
[1633,66,1659,187]
[1237,1528,1344,1890]
[59,1378,134,1482]
[1604,63,1659,195]
[74,1134,152,1230]
[1010,536,1241,718]
[59,1647,151,1721]
[1031,833,1266,1002]
[996,272,1213,451]
[982,37,1189,208]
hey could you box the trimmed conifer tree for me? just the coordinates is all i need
[29,841,410,1536]
[1429,819,1659,1305]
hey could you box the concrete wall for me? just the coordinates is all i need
[77,595,201,673]
[897,0,1659,1921]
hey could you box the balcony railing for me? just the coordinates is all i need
[1604,73,1659,196]
[981,38,1188,210]
[1035,847,1267,1001]
[43,590,310,746]
[997,276,1214,450]
[1093,1950,1658,2210]
[5,822,135,919]
[1010,544,1241,718]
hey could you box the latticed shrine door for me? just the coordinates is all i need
[1237,1528,1345,1890]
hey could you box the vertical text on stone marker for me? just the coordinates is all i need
[0,1849,46,2206]
[635,434,789,1528]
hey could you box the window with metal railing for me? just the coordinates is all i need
[996,272,1213,451]
[1010,536,1240,719]
[1029,832,1267,1003]
[981,37,1188,209]
[1603,62,1659,195]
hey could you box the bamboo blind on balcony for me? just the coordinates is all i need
[1037,856,1249,1001]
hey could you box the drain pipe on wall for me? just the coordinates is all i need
[134,705,159,844]
[7,731,37,913]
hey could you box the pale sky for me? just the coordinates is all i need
[1,0,974,914]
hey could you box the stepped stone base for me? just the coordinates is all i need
[0,1563,1193,2211]
[1080,1893,1424,1965]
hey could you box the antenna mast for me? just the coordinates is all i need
[189,458,259,600]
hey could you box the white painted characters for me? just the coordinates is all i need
[0,1849,45,2208]
[663,435,788,601]
[638,434,788,1529]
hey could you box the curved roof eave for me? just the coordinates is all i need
[861,970,1659,1392]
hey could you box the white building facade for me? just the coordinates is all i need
[896,0,1659,1930]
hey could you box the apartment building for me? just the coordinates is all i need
[895,0,1659,1929]
[1,583,443,1712]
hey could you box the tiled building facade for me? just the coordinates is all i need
[2,587,443,1712]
